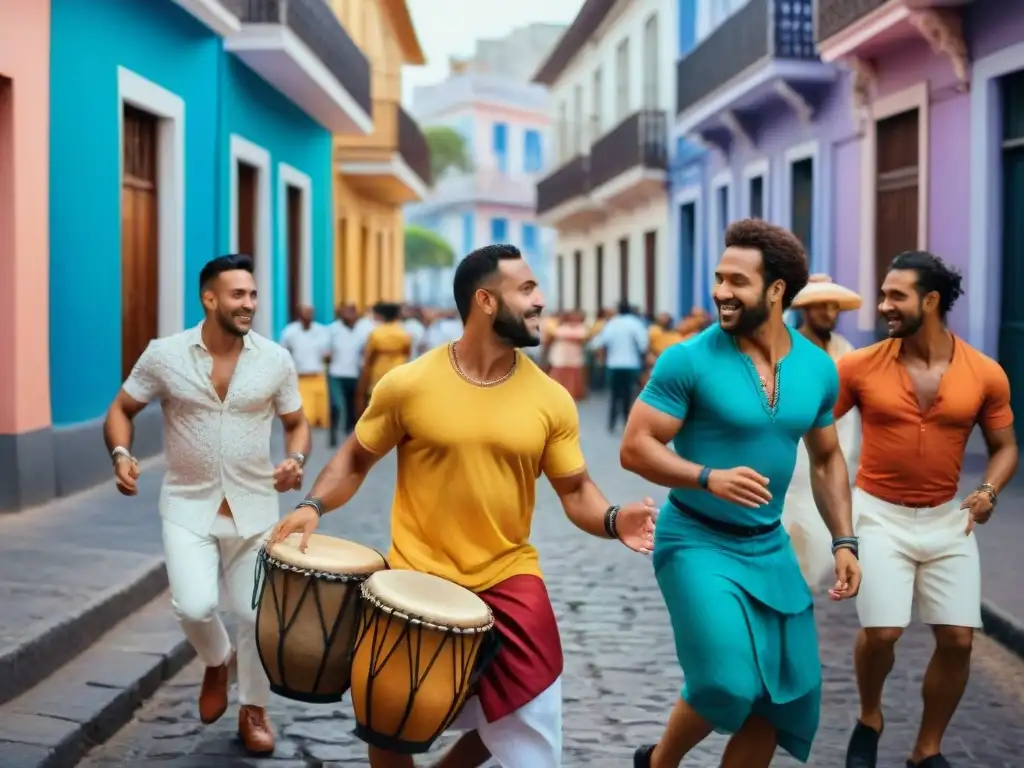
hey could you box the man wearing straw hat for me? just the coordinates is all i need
[783,275,862,590]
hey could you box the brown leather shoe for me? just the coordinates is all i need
[198,653,233,724]
[238,705,275,755]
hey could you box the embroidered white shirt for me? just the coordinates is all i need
[122,323,302,538]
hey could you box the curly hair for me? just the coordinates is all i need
[724,219,809,308]
[888,250,964,318]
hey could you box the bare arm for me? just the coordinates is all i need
[980,426,1018,493]
[304,434,384,512]
[803,424,854,539]
[279,408,312,458]
[548,469,613,538]
[619,401,703,489]
[102,390,148,453]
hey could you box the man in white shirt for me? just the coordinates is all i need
[279,306,329,428]
[326,303,362,447]
[102,254,311,756]
[420,308,462,354]
[589,300,649,432]
[402,305,426,360]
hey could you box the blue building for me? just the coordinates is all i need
[48,0,372,494]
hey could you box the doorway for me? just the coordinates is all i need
[875,108,920,337]
[286,185,303,321]
[556,254,564,311]
[360,225,370,309]
[791,158,814,259]
[999,68,1024,443]
[749,175,765,219]
[644,231,657,316]
[377,231,385,302]
[338,216,348,302]
[595,244,605,316]
[678,203,696,313]
[618,237,630,303]
[573,250,582,309]
[237,161,258,258]
[121,105,160,381]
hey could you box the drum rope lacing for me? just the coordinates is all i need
[358,582,496,634]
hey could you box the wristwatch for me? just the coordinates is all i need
[288,452,307,468]
[977,482,997,505]
[111,446,134,464]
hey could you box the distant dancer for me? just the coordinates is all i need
[356,302,411,412]
[838,251,1017,768]
[547,309,589,400]
[280,305,329,427]
[326,303,362,447]
[102,254,311,756]
[589,300,649,431]
[620,220,860,767]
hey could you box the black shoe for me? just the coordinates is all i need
[845,720,883,768]
[633,745,655,767]
[908,755,951,768]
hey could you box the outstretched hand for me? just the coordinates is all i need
[615,496,659,554]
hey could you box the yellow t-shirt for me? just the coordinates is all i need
[650,329,684,357]
[365,322,411,391]
[354,345,586,591]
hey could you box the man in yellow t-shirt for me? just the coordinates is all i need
[270,244,657,768]
[356,302,410,412]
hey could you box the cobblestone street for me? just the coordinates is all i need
[78,399,1024,767]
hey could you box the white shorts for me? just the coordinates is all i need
[854,488,982,629]
[448,676,562,768]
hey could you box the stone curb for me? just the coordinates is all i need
[0,557,170,708]
[0,592,196,768]
[981,598,1024,660]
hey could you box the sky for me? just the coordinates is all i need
[400,0,585,105]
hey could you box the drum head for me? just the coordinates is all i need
[270,533,385,575]
[364,570,491,630]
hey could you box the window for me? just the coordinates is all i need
[522,223,539,255]
[791,158,814,260]
[615,39,630,121]
[592,67,603,134]
[697,0,749,42]
[714,182,730,249]
[523,129,543,173]
[749,175,764,219]
[643,15,659,108]
[558,101,568,162]
[490,217,508,242]
[461,211,474,253]
[492,122,508,174]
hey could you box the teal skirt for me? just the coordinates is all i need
[652,504,822,762]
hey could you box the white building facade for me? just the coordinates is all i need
[534,0,677,318]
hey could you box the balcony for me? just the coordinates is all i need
[815,0,972,91]
[536,155,602,230]
[337,102,431,204]
[589,109,668,210]
[222,0,373,134]
[406,169,538,218]
[172,0,241,35]
[675,0,835,152]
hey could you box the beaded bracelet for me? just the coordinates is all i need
[831,536,859,558]
[604,505,621,539]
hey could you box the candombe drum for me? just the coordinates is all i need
[349,570,497,753]
[253,533,387,702]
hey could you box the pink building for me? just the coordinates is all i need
[0,0,53,511]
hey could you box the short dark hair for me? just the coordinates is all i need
[617,299,633,315]
[452,244,523,321]
[725,219,808,308]
[888,250,963,317]
[199,254,254,291]
[373,302,401,323]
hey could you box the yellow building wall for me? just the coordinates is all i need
[330,0,411,309]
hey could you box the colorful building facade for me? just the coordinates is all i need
[534,0,677,319]
[0,0,53,511]
[817,0,1024,431]
[2,0,375,507]
[332,0,432,310]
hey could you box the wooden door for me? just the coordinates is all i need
[573,250,582,309]
[121,106,160,381]
[999,69,1024,444]
[556,254,564,311]
[360,225,369,309]
[237,162,257,258]
[644,230,657,316]
[875,109,920,337]
[377,231,385,301]
[791,158,814,260]
[338,216,348,302]
[286,185,303,321]
[618,237,629,303]
[679,203,696,312]
[595,244,604,315]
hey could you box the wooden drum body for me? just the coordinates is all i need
[350,570,495,754]
[254,533,387,703]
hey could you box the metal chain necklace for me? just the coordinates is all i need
[735,342,782,420]
[448,341,517,387]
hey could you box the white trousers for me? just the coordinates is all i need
[854,489,982,629]
[161,515,271,706]
[448,676,562,768]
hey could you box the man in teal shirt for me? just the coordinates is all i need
[620,219,861,767]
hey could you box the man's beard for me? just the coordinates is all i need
[493,303,540,348]
[809,323,833,344]
[718,293,770,336]
[216,309,251,337]
[887,311,924,338]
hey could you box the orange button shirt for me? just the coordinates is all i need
[835,337,1013,507]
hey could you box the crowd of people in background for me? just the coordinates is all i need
[277,299,716,445]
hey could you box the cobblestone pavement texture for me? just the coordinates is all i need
[43,398,1024,767]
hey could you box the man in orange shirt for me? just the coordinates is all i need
[270,244,658,768]
[836,251,1018,768]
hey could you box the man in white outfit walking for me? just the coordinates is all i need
[103,254,311,755]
